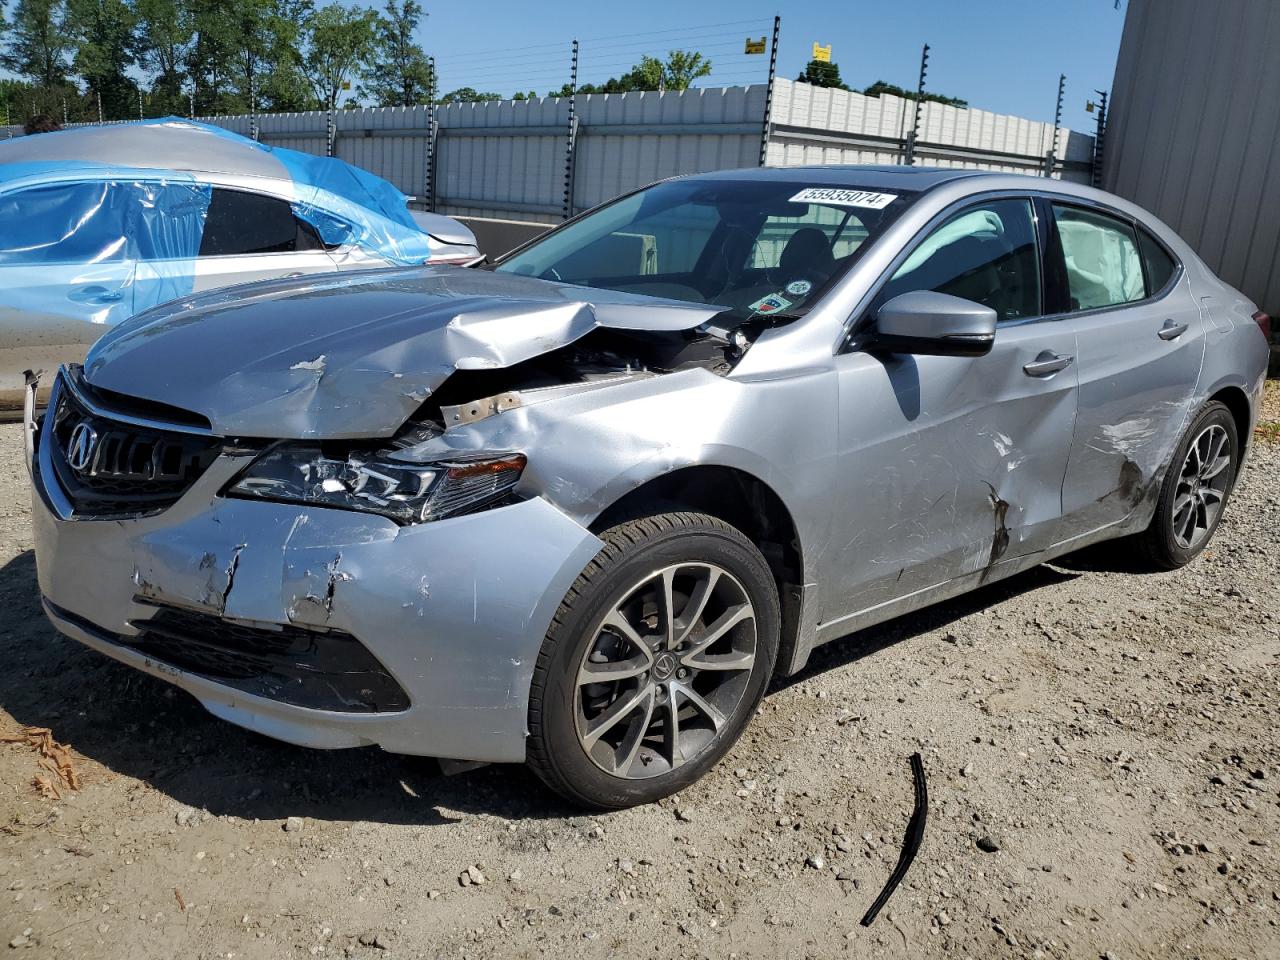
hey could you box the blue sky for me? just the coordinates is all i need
[424,0,1127,134]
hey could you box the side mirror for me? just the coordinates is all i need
[871,291,997,357]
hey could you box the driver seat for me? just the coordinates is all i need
[779,227,836,281]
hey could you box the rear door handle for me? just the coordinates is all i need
[1023,351,1074,378]
[69,285,124,304]
[1158,319,1189,341]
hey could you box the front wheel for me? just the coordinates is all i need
[527,513,779,809]
[1129,400,1240,570]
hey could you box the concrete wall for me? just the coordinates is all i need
[454,216,552,259]
[1104,0,1280,321]
[5,79,1092,227]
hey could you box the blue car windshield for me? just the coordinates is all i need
[493,178,917,320]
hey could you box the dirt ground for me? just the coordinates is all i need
[2,410,1279,960]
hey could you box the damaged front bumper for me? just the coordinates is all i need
[29,396,602,763]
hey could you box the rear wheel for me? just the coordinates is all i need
[527,513,779,809]
[1129,400,1239,570]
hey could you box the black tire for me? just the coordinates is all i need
[1128,400,1239,571]
[527,512,780,809]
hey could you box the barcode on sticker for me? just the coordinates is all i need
[789,188,898,210]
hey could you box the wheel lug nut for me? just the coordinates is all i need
[676,668,688,679]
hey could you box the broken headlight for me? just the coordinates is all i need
[225,444,526,524]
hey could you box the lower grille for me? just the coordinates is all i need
[48,600,409,714]
[126,604,411,713]
[47,370,222,519]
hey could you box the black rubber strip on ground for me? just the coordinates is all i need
[860,752,928,927]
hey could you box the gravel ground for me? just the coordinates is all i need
[1,419,1278,960]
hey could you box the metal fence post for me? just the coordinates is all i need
[326,94,336,157]
[562,38,579,220]
[250,74,259,141]
[1045,73,1065,177]
[758,14,781,167]
[96,90,103,124]
[425,56,437,212]
[904,43,929,166]
[1090,88,1108,187]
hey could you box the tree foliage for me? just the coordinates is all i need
[360,0,432,106]
[796,59,848,90]
[554,49,713,96]
[0,5,720,127]
[862,79,968,108]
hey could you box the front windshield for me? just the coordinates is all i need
[493,178,918,322]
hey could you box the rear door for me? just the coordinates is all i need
[827,195,1079,620]
[0,178,139,399]
[190,187,338,292]
[1046,200,1205,540]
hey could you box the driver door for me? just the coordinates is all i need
[824,196,1079,627]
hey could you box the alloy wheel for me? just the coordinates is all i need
[574,562,757,779]
[1171,423,1232,550]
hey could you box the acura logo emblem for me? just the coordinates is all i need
[66,422,98,472]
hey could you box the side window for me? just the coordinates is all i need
[878,198,1041,322]
[0,181,131,265]
[199,189,323,257]
[1137,226,1177,296]
[1051,204,1145,310]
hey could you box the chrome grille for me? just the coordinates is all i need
[45,372,222,519]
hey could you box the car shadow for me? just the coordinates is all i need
[0,549,1077,823]
[777,562,1079,690]
[0,549,579,825]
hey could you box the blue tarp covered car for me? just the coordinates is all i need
[0,118,479,410]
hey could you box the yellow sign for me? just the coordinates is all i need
[744,36,766,55]
[812,42,831,63]
[341,80,351,90]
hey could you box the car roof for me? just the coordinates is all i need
[680,164,987,191]
[0,119,288,182]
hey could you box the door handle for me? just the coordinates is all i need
[1158,319,1189,341]
[1023,351,1074,378]
[276,272,305,280]
[69,285,124,304]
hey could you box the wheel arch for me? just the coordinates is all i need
[1205,383,1253,458]
[588,465,807,680]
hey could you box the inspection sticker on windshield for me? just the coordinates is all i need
[789,187,898,209]
[749,292,794,315]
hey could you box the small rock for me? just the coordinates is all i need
[507,869,522,882]
[960,764,973,778]
[976,836,1000,854]
[9,929,32,949]
[465,865,485,885]
[937,910,951,926]
[357,931,389,949]
[284,816,304,833]
[618,859,635,877]
[805,854,825,870]
[674,807,693,823]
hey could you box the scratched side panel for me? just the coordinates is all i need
[821,321,1078,628]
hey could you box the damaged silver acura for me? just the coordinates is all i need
[27,166,1270,808]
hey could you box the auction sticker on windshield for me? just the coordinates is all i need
[790,188,898,209]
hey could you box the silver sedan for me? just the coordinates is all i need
[27,166,1271,808]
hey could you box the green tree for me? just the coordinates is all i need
[136,0,195,111]
[551,49,712,97]
[360,0,432,106]
[796,58,848,90]
[4,0,72,87]
[439,86,499,103]
[300,3,378,109]
[660,49,711,90]
[68,0,140,119]
[862,79,967,108]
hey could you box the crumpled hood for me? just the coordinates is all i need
[84,266,722,439]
